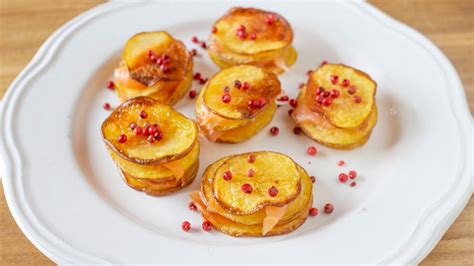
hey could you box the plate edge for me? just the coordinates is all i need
[0,1,472,264]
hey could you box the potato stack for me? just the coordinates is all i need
[292,64,378,149]
[208,7,297,74]
[195,65,281,143]
[190,151,313,237]
[114,31,193,105]
[102,97,199,196]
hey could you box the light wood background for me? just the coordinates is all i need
[0,0,472,264]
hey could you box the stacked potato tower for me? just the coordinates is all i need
[190,151,313,237]
[292,64,378,149]
[195,65,281,143]
[101,97,199,195]
[208,7,297,74]
[114,31,193,105]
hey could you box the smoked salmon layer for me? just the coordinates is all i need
[208,7,297,75]
[195,65,281,143]
[102,97,199,196]
[114,31,193,105]
[292,63,378,149]
[190,151,313,237]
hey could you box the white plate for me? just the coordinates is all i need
[1,1,472,264]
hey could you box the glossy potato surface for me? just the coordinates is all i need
[204,65,281,120]
[109,141,199,179]
[123,32,191,84]
[293,86,377,149]
[208,45,297,74]
[212,7,293,54]
[211,152,301,215]
[306,64,376,129]
[102,97,198,164]
[201,156,313,225]
[122,160,198,196]
[114,62,193,105]
[191,192,311,237]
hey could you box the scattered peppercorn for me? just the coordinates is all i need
[309,207,319,216]
[324,203,334,214]
[181,221,191,232]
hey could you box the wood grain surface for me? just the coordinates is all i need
[0,0,472,264]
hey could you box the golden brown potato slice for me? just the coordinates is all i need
[200,156,312,226]
[208,44,297,75]
[102,97,198,164]
[211,102,277,143]
[122,160,198,196]
[114,60,193,105]
[195,87,252,132]
[123,31,173,69]
[208,7,296,74]
[108,140,199,180]
[212,7,293,55]
[298,108,377,150]
[191,192,311,237]
[293,86,377,149]
[196,87,278,143]
[203,65,281,120]
[123,32,191,85]
[211,152,301,215]
[305,64,376,129]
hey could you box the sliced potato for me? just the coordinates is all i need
[196,86,277,143]
[203,65,281,120]
[211,152,301,215]
[208,44,297,74]
[102,97,198,164]
[108,140,199,179]
[123,31,173,69]
[293,86,377,149]
[195,86,252,132]
[212,7,293,55]
[122,160,198,196]
[123,32,191,85]
[212,102,277,143]
[201,156,312,225]
[306,64,376,129]
[298,108,377,150]
[191,192,311,237]
[114,61,193,105]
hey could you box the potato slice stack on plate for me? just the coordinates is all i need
[195,65,281,143]
[208,7,297,74]
[292,64,378,149]
[101,97,199,196]
[190,151,313,237]
[114,31,193,105]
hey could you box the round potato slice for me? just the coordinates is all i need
[203,65,281,120]
[306,64,376,129]
[114,60,193,105]
[195,86,252,132]
[201,156,312,226]
[298,108,377,150]
[212,102,277,143]
[122,160,198,196]
[192,192,311,237]
[212,7,293,55]
[208,43,298,75]
[102,97,198,164]
[196,85,278,143]
[293,87,377,149]
[108,140,199,180]
[211,151,301,215]
[123,31,191,86]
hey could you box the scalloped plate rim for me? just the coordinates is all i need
[0,1,472,264]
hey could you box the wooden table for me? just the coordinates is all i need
[0,0,472,264]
